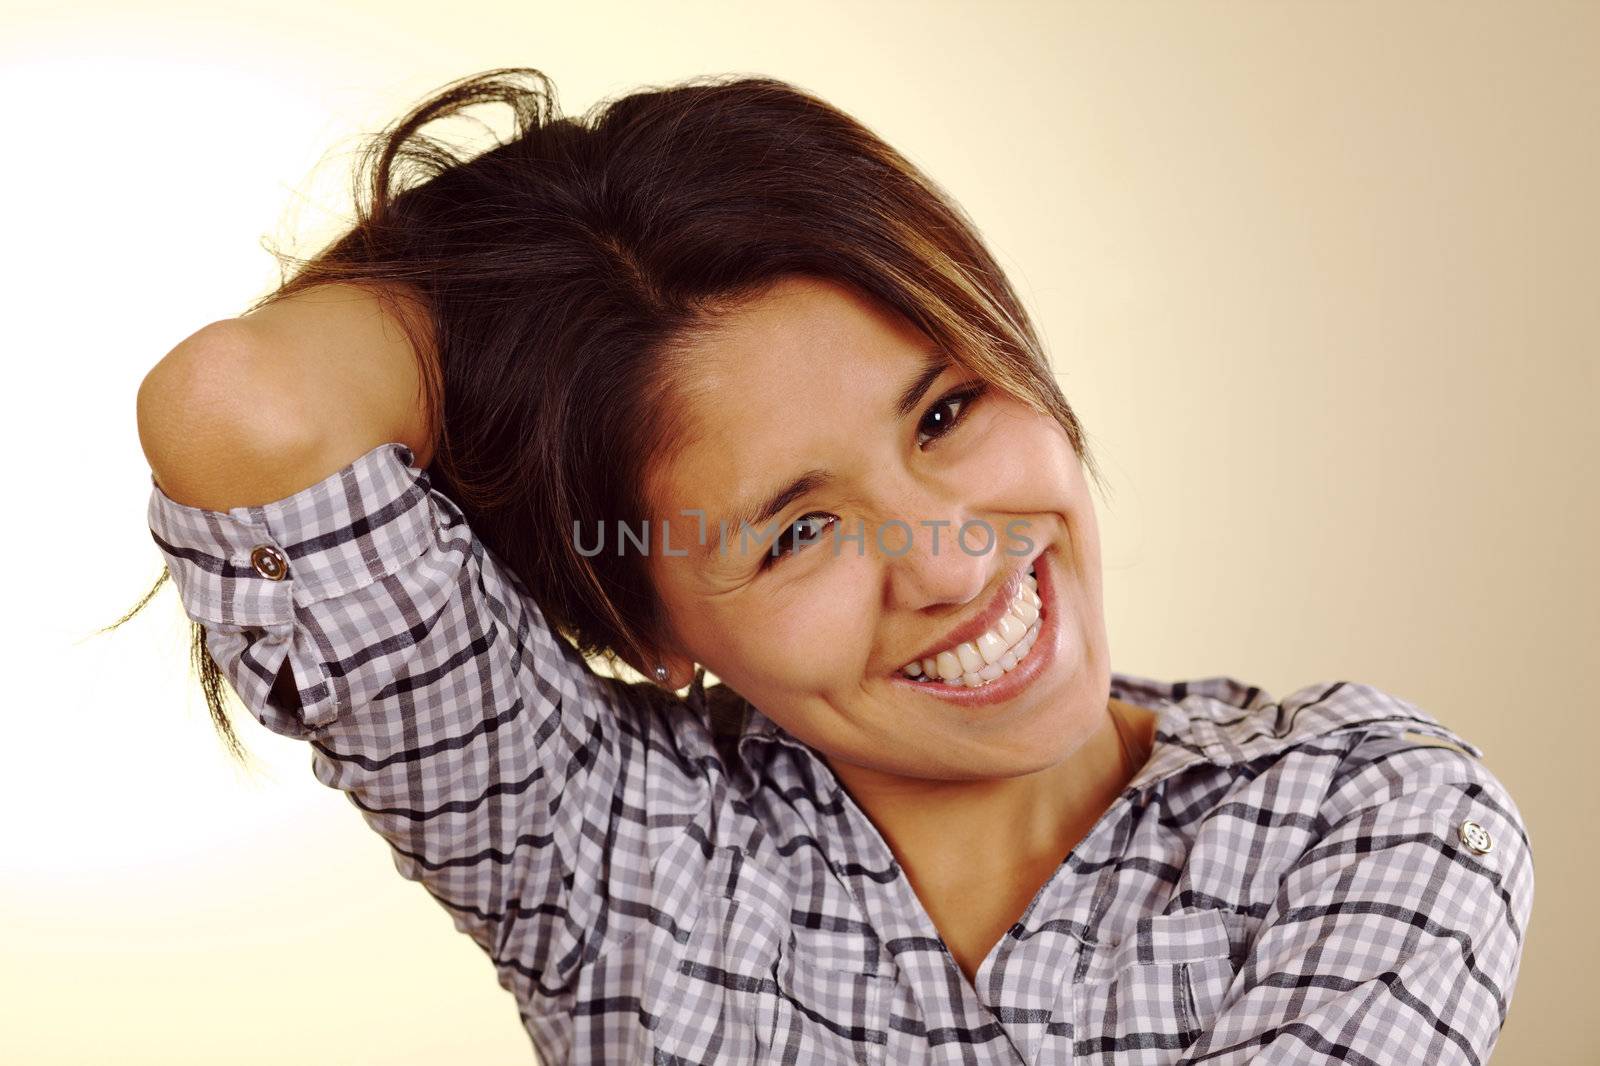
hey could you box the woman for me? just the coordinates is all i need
[132,68,1532,1064]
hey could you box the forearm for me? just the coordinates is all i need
[137,281,436,511]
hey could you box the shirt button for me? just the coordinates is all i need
[1458,819,1493,854]
[249,544,289,581]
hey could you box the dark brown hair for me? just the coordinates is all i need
[113,66,1104,763]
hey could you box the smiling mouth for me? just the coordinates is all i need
[899,562,1043,688]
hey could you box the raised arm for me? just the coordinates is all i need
[138,282,436,709]
[135,285,720,1042]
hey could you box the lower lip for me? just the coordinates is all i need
[889,548,1063,709]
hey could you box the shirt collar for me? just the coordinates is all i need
[687,667,1483,802]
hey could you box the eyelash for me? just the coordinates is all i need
[759,381,990,570]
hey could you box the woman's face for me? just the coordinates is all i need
[643,275,1112,784]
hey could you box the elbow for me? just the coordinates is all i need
[137,319,320,510]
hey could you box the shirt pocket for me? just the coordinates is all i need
[649,848,888,1065]
[768,938,889,1065]
[1073,907,1247,1063]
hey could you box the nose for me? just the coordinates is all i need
[881,506,993,613]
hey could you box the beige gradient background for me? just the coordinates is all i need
[2,1,1592,1063]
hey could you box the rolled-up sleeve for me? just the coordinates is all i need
[148,440,455,735]
[1179,737,1535,1065]
[145,441,710,1012]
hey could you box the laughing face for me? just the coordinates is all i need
[643,274,1114,788]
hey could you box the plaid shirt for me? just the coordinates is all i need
[147,441,1534,1065]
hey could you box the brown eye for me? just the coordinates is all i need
[917,383,987,448]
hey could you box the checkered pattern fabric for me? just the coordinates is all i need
[147,441,1534,1064]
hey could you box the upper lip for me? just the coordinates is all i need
[903,558,1033,667]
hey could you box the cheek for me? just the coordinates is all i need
[967,407,1084,505]
[730,564,880,683]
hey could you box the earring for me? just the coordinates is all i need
[653,663,670,684]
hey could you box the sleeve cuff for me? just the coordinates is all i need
[146,441,437,629]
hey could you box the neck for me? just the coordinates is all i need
[826,699,1157,893]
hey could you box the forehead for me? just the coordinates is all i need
[645,276,936,517]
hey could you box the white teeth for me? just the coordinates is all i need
[901,561,1047,687]
[956,642,983,673]
[977,630,1008,665]
[951,617,1042,687]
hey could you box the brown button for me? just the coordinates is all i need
[249,544,289,581]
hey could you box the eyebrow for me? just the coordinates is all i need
[700,351,951,562]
